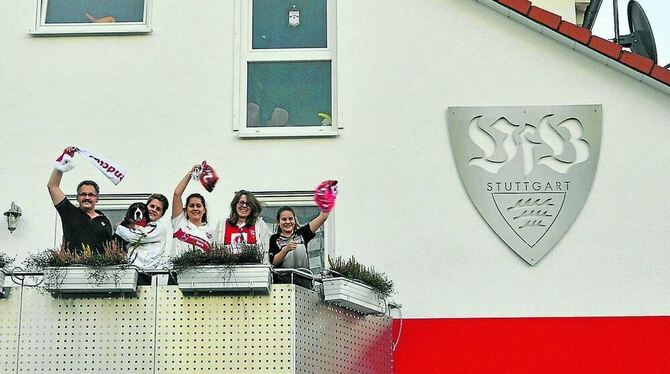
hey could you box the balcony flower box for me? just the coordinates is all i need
[322,277,385,315]
[44,266,139,295]
[177,264,271,294]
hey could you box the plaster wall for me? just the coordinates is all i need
[0,0,668,318]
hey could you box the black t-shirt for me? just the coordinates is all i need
[55,198,113,254]
[269,224,316,265]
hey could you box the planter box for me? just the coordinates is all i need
[177,264,271,294]
[44,266,139,295]
[322,277,385,315]
[272,268,315,290]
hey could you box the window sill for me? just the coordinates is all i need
[30,24,152,36]
[237,126,339,138]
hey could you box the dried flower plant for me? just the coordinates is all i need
[24,241,128,270]
[23,241,130,290]
[328,256,394,298]
[171,243,265,270]
[0,253,15,270]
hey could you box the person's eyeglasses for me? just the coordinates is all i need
[237,201,250,207]
[78,192,97,198]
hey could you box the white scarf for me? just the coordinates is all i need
[77,148,127,185]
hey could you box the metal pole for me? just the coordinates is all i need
[613,0,620,43]
[582,0,604,30]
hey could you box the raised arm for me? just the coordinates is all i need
[47,169,66,205]
[308,211,330,233]
[48,146,78,205]
[172,165,198,219]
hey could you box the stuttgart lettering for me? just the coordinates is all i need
[486,181,570,192]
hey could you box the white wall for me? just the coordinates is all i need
[1,0,668,318]
[533,0,578,23]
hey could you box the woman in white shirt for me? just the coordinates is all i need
[114,194,170,269]
[171,165,214,254]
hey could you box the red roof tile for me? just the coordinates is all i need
[528,6,561,30]
[651,66,670,86]
[497,0,531,15]
[619,51,655,74]
[589,36,623,60]
[558,21,591,45]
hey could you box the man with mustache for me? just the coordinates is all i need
[47,147,113,254]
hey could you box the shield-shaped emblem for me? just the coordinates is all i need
[288,8,300,27]
[448,105,601,265]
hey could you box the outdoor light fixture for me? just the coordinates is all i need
[3,202,22,233]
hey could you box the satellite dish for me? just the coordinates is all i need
[617,0,657,63]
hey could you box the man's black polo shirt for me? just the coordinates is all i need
[55,198,113,254]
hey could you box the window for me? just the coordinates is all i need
[54,193,151,247]
[234,0,338,137]
[32,0,152,35]
[254,191,335,274]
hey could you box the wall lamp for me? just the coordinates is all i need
[3,202,22,233]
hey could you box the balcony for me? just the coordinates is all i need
[0,270,393,373]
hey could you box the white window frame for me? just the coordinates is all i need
[253,190,335,273]
[31,0,152,35]
[53,193,151,248]
[233,0,339,138]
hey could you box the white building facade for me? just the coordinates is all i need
[1,0,668,372]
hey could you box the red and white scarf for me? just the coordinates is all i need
[54,147,127,185]
[198,161,219,192]
[77,148,127,185]
[173,228,211,252]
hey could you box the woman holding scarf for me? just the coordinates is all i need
[268,207,331,269]
[171,165,215,254]
[269,180,337,269]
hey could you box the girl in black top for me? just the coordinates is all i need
[269,206,331,269]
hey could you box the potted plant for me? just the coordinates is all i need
[24,241,138,295]
[322,256,394,315]
[0,253,15,297]
[172,243,271,294]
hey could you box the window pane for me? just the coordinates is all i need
[45,0,145,24]
[99,209,126,227]
[247,61,332,127]
[261,206,325,273]
[252,0,327,49]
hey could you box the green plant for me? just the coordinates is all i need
[171,243,265,271]
[0,253,15,270]
[23,241,129,289]
[328,256,394,298]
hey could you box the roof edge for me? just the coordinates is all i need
[476,0,670,95]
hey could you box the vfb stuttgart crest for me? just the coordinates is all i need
[448,105,601,265]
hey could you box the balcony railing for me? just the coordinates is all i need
[0,269,393,373]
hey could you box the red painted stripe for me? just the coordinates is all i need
[393,316,670,374]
